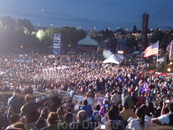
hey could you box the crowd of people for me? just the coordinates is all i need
[0,52,173,130]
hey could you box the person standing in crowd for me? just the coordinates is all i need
[5,113,20,129]
[121,89,127,107]
[151,100,173,126]
[41,112,59,130]
[92,104,101,123]
[95,110,125,130]
[35,108,48,129]
[131,92,138,108]
[110,90,120,105]
[99,99,110,118]
[124,92,134,110]
[140,104,154,128]
[7,89,24,124]
[20,94,48,130]
[136,92,145,107]
[81,99,92,119]
[70,110,96,130]
[120,102,137,126]
[126,106,150,130]
[110,105,124,122]
[59,112,73,130]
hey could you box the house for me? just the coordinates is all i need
[77,35,98,52]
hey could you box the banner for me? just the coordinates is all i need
[53,34,61,55]
[169,41,173,60]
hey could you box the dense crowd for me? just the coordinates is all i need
[0,53,173,130]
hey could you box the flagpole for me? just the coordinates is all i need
[156,40,159,68]
[156,53,158,68]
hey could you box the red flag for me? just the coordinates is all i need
[166,42,171,52]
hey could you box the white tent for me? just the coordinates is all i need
[103,54,120,64]
[157,57,164,62]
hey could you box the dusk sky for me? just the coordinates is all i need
[0,0,172,31]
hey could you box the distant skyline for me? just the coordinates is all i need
[0,0,173,31]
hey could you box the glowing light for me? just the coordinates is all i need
[118,51,124,54]
[37,31,41,38]
[167,68,171,72]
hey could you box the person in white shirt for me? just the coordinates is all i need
[126,106,150,130]
[110,90,120,105]
[152,100,173,126]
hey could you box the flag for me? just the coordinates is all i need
[169,41,173,60]
[166,42,171,52]
[141,82,148,94]
[143,41,159,57]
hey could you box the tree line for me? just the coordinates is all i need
[0,16,86,53]
[0,16,172,53]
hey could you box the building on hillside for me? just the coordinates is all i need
[97,39,108,52]
[116,39,128,52]
[107,37,128,53]
[78,35,98,52]
[78,35,129,54]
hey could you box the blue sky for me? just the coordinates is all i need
[0,0,172,31]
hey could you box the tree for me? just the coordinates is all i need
[115,28,126,35]
[17,19,34,34]
[150,29,165,44]
[126,36,138,50]
[0,16,16,30]
[44,28,59,47]
[60,26,86,48]
[0,16,41,52]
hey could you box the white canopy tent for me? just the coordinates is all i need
[103,54,120,64]
[157,57,164,62]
